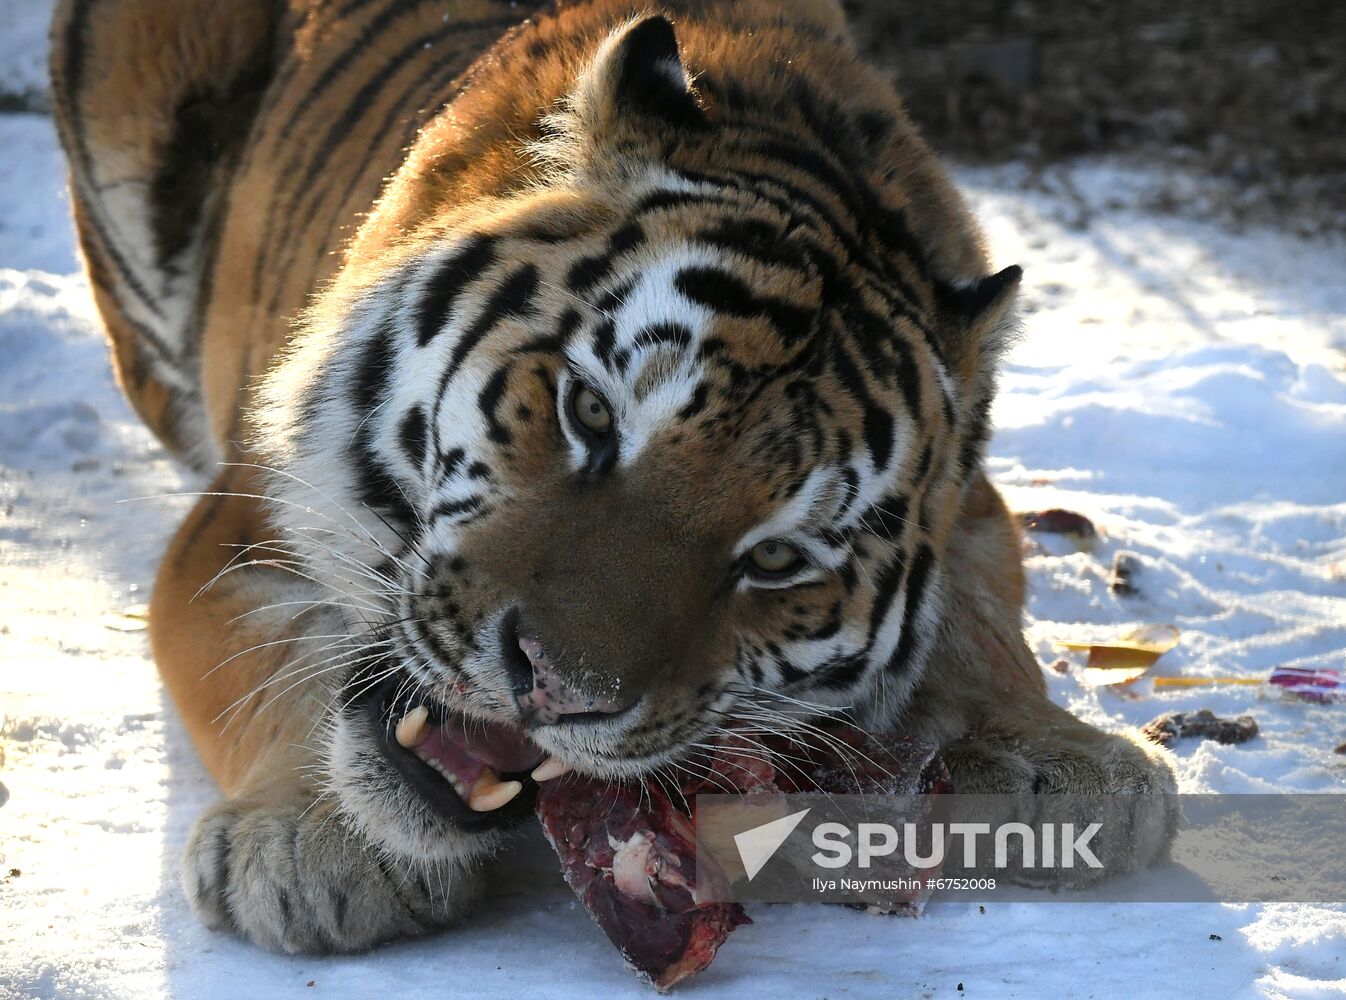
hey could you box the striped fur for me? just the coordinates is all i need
[250,2,1019,773]
[53,0,1177,955]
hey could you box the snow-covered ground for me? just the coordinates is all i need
[2,41,1345,1000]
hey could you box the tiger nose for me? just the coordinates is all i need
[503,625,629,726]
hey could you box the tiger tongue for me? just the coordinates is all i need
[399,709,544,786]
[437,712,546,774]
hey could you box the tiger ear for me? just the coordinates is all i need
[571,15,710,136]
[934,265,1023,379]
[940,266,1022,325]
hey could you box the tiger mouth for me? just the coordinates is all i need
[363,672,571,831]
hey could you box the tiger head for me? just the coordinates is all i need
[255,13,1019,859]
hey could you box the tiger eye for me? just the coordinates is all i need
[750,539,801,575]
[573,385,612,435]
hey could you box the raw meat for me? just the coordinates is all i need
[535,728,948,990]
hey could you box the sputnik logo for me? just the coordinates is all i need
[733,808,811,880]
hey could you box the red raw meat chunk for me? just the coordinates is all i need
[535,728,948,990]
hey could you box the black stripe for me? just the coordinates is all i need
[149,23,276,277]
[334,0,392,21]
[399,405,428,470]
[805,601,844,642]
[615,321,694,371]
[277,0,417,140]
[865,551,908,648]
[774,655,808,686]
[856,109,895,149]
[754,137,866,235]
[675,265,757,316]
[711,108,933,293]
[830,341,896,471]
[633,321,693,351]
[435,447,465,477]
[277,35,494,319]
[416,235,499,347]
[674,266,813,341]
[914,443,934,483]
[633,187,737,216]
[859,494,910,542]
[351,323,394,413]
[57,0,163,320]
[680,161,929,328]
[255,13,520,315]
[593,276,636,317]
[844,292,924,420]
[430,496,483,522]
[678,164,864,278]
[443,263,538,380]
[478,365,513,445]
[427,263,538,450]
[862,407,895,473]
[350,324,413,523]
[958,396,992,478]
[814,652,869,690]
[511,305,582,358]
[676,381,709,420]
[353,446,413,524]
[567,223,644,294]
[862,272,950,373]
[887,544,934,674]
[257,15,463,305]
[695,216,812,274]
[591,317,617,368]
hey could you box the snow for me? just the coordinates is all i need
[2,54,1345,1000]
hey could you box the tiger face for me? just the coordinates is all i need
[255,15,1018,859]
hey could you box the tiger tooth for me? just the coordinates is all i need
[530,756,573,782]
[468,769,498,799]
[395,705,431,748]
[468,769,522,811]
[450,773,469,799]
[469,779,523,812]
[415,751,471,799]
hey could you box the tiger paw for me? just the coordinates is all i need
[182,798,484,954]
[939,726,1179,888]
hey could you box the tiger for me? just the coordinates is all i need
[49,0,1178,955]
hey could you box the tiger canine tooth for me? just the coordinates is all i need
[468,772,523,812]
[395,705,431,748]
[531,757,573,782]
[467,769,499,805]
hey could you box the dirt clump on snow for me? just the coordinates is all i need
[1142,709,1259,748]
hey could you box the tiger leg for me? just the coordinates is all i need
[48,0,283,468]
[901,474,1179,882]
[152,467,484,952]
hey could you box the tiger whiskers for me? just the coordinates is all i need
[211,533,411,604]
[214,627,410,731]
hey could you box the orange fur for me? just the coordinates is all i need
[52,0,1177,955]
